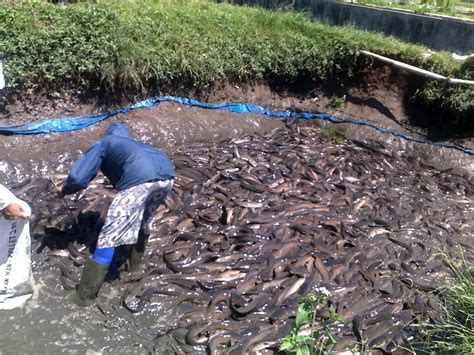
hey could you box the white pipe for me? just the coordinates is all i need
[360,50,474,86]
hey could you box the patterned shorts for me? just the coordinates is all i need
[96,179,173,248]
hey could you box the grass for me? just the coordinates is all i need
[455,0,474,9]
[0,0,472,124]
[354,0,474,20]
[320,125,346,144]
[419,257,474,354]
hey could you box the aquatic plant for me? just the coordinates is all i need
[280,290,345,355]
[320,125,346,144]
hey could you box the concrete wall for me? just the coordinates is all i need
[222,0,474,54]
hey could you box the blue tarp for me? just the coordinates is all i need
[0,95,472,155]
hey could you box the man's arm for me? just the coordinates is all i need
[62,142,104,195]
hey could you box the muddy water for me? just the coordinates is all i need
[0,101,472,354]
[328,120,474,175]
[0,262,151,353]
[0,102,285,185]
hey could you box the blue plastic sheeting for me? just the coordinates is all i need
[1,95,473,155]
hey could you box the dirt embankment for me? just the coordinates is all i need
[2,62,473,139]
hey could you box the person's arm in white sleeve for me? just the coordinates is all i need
[0,184,26,220]
[0,184,15,210]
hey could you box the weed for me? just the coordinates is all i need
[321,125,346,144]
[327,96,344,109]
[280,290,345,355]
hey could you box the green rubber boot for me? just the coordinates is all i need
[127,248,145,272]
[67,258,108,307]
[126,231,149,272]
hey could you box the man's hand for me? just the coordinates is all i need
[51,180,65,198]
[52,185,65,199]
[1,202,25,220]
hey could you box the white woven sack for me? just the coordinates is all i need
[0,199,34,309]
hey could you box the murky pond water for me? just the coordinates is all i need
[0,103,285,184]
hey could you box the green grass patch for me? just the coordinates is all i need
[355,0,474,20]
[420,258,474,354]
[455,0,474,9]
[327,96,344,109]
[0,0,472,124]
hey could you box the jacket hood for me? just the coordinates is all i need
[105,122,131,138]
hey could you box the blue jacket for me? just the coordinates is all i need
[63,122,175,195]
